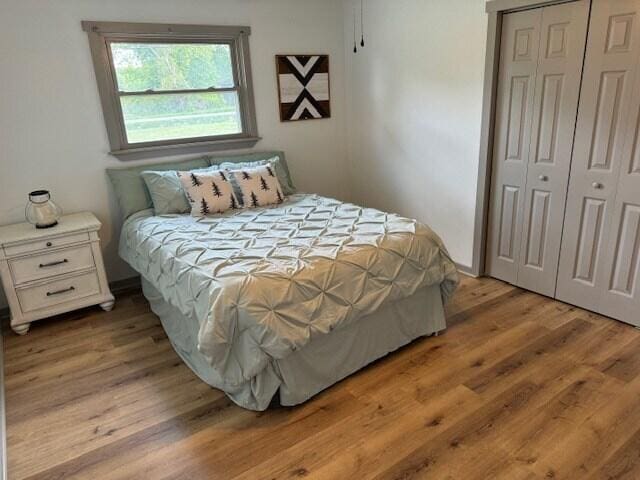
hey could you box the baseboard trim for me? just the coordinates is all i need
[455,262,478,278]
[110,276,142,296]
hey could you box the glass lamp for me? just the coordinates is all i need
[25,190,62,229]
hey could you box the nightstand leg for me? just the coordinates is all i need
[12,323,30,335]
[100,300,115,312]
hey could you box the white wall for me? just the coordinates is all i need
[344,0,487,268]
[0,0,347,308]
[0,0,490,311]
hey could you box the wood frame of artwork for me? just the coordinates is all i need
[276,54,331,122]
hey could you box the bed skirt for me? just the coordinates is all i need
[142,278,446,410]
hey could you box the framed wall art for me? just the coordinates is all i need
[276,55,331,122]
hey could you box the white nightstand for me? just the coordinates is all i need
[0,212,115,335]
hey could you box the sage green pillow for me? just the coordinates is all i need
[141,166,221,215]
[209,151,296,195]
[106,157,210,219]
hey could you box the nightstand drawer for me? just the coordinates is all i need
[9,245,95,285]
[4,232,90,257]
[16,271,100,313]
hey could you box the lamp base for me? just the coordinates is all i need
[35,221,58,229]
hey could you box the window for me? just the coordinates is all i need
[82,22,259,159]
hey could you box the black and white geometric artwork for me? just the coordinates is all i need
[276,55,331,122]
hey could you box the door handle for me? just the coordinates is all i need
[539,175,548,181]
[592,182,604,189]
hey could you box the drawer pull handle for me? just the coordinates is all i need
[46,242,53,247]
[39,259,68,268]
[46,286,75,297]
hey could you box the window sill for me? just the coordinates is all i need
[110,136,262,161]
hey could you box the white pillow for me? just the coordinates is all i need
[177,170,240,216]
[228,164,285,208]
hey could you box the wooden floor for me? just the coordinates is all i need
[4,276,640,479]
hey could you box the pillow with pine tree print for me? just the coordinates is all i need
[227,164,285,208]
[177,170,240,217]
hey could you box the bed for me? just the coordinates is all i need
[111,153,458,411]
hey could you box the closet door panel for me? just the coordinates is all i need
[517,0,589,296]
[573,197,606,284]
[556,0,640,314]
[486,9,541,284]
[598,66,640,325]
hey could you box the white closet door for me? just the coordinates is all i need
[599,65,640,325]
[486,9,542,284]
[556,0,640,324]
[486,1,588,295]
[517,1,589,296]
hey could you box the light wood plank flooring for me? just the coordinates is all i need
[4,276,640,479]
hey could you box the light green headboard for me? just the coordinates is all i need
[106,157,210,219]
[106,151,295,219]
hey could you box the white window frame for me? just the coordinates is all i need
[82,21,260,160]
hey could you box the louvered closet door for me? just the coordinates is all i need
[556,0,640,325]
[486,1,588,296]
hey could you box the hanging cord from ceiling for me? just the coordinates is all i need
[353,0,365,54]
[360,0,365,47]
[353,4,358,53]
